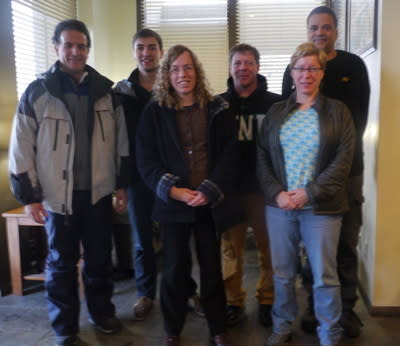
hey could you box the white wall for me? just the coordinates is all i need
[359,0,400,309]
[77,0,137,83]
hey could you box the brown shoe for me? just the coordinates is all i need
[212,333,234,346]
[133,296,154,321]
[162,335,180,346]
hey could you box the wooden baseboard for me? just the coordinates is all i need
[359,283,400,316]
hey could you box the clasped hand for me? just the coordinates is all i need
[169,186,208,207]
[276,188,309,210]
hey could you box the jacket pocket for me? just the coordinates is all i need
[96,111,106,141]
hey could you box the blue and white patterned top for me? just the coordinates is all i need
[280,108,320,193]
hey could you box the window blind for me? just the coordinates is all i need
[236,0,326,94]
[140,0,229,94]
[331,0,347,50]
[11,0,76,99]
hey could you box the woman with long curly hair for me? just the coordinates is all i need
[136,45,241,346]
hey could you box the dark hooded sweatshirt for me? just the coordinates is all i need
[219,74,282,193]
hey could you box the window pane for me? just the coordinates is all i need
[11,0,76,99]
[141,0,229,94]
[237,0,326,94]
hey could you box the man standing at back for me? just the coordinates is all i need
[9,19,129,345]
[114,28,202,321]
[282,6,370,338]
[114,29,162,321]
[219,43,281,327]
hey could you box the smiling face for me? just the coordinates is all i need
[134,36,163,73]
[291,55,324,97]
[169,51,197,103]
[230,51,259,93]
[55,30,89,80]
[307,13,338,55]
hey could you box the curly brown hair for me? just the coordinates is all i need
[153,45,213,110]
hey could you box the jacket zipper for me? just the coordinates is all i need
[63,125,73,225]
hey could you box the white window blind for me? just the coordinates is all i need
[11,0,76,99]
[140,0,328,94]
[140,0,229,94]
[331,0,346,50]
[236,0,326,94]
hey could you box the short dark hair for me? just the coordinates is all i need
[52,19,91,48]
[132,28,163,50]
[307,6,338,28]
[229,43,260,65]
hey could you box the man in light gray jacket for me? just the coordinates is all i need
[8,19,129,346]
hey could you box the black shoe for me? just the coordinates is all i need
[226,305,245,326]
[187,294,206,317]
[301,307,318,333]
[339,310,363,338]
[210,332,234,345]
[88,316,122,334]
[258,304,273,328]
[55,335,79,346]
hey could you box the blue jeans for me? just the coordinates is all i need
[127,181,156,299]
[266,206,342,346]
[45,192,115,336]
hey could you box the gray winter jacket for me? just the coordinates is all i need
[9,62,130,215]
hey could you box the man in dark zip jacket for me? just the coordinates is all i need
[219,43,282,327]
[8,20,129,346]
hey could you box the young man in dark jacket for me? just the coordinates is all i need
[219,43,281,327]
[281,6,370,338]
[114,28,162,322]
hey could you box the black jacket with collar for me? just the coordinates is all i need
[136,97,243,231]
[114,68,152,183]
[257,93,355,215]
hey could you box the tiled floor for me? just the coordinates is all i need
[0,246,399,346]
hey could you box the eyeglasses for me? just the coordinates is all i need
[291,67,324,73]
[169,65,194,74]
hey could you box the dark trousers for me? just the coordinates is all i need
[45,191,115,336]
[160,209,226,336]
[303,176,363,312]
[127,181,156,299]
[337,176,363,311]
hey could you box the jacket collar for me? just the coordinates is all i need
[226,74,268,101]
[114,68,153,98]
[39,61,113,102]
[283,92,325,115]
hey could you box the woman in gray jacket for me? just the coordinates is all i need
[257,42,355,346]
